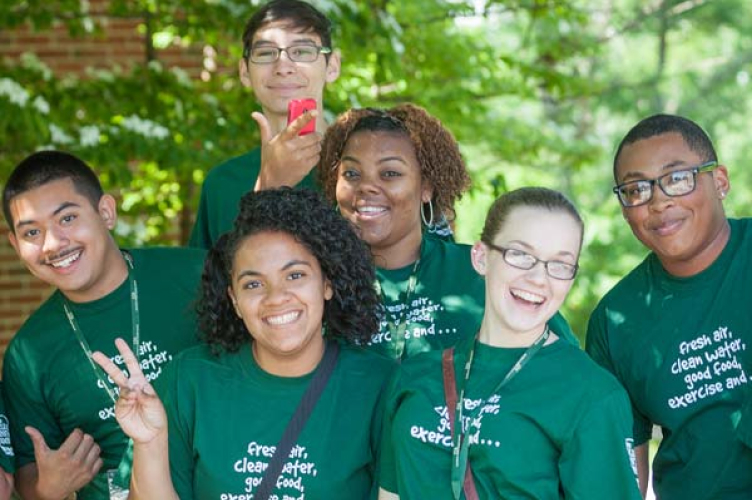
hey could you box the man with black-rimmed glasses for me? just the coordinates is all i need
[189,0,341,249]
[586,114,752,500]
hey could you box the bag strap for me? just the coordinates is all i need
[253,342,340,500]
[442,347,480,500]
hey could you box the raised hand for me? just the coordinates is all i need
[24,426,102,499]
[92,338,167,445]
[253,109,323,191]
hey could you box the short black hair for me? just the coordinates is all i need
[2,150,104,232]
[197,187,380,354]
[613,114,717,180]
[242,0,333,59]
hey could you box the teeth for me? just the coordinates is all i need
[511,289,545,304]
[357,206,386,214]
[49,251,81,269]
[265,311,300,326]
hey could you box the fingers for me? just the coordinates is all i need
[114,337,145,384]
[92,350,129,388]
[25,426,51,457]
[283,109,318,139]
[252,112,273,144]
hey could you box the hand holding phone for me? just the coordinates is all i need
[287,98,317,136]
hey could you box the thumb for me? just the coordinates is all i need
[251,112,273,144]
[25,426,50,457]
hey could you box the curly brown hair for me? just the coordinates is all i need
[318,103,471,221]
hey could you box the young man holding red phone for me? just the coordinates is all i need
[189,0,340,248]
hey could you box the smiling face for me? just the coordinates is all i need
[616,132,729,276]
[473,206,581,345]
[239,21,340,121]
[7,178,126,303]
[227,230,333,376]
[335,130,432,269]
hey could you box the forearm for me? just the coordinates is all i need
[635,443,650,499]
[130,433,178,500]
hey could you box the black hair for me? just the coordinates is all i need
[242,0,333,59]
[197,187,379,354]
[613,114,717,180]
[2,150,104,231]
[481,187,584,251]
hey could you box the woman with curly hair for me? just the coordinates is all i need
[92,188,394,500]
[319,104,575,359]
[379,188,640,500]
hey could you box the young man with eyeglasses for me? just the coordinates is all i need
[586,114,752,499]
[2,151,205,499]
[189,0,340,248]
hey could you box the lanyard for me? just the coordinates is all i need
[450,326,550,500]
[374,255,421,360]
[62,252,140,405]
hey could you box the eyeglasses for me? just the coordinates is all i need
[613,161,718,208]
[244,44,332,64]
[485,243,578,280]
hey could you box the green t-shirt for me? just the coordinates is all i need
[0,383,14,474]
[380,336,640,499]
[369,235,577,360]
[189,148,318,249]
[157,341,395,500]
[586,218,752,500]
[2,247,206,500]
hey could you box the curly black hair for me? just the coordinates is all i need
[197,187,380,354]
[318,103,471,222]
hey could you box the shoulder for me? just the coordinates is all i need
[337,345,398,383]
[127,246,206,267]
[203,149,261,185]
[591,254,652,315]
[6,292,64,355]
[550,342,628,399]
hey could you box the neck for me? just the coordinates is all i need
[373,228,423,271]
[63,244,129,303]
[661,218,731,277]
[251,335,326,377]
[477,317,552,348]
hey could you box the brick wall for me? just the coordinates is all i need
[0,1,206,368]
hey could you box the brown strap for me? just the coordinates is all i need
[442,347,480,500]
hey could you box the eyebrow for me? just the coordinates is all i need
[252,37,319,48]
[620,160,689,182]
[505,240,577,260]
[235,259,313,282]
[340,155,408,165]
[15,201,81,230]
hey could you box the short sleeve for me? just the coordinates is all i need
[377,369,403,494]
[558,388,641,500]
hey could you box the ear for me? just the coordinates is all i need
[713,164,730,199]
[7,231,19,255]
[325,50,341,84]
[420,182,434,204]
[471,241,488,277]
[227,286,242,318]
[98,195,118,230]
[323,278,334,301]
[238,58,252,88]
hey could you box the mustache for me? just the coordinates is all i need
[41,247,81,265]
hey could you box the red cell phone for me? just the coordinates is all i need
[287,98,317,136]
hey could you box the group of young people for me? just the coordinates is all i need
[0,1,749,499]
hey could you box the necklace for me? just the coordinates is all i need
[63,251,140,405]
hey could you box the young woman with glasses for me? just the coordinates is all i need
[378,187,641,500]
[319,105,577,360]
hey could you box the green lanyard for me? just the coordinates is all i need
[450,326,550,500]
[374,256,421,360]
[62,252,140,405]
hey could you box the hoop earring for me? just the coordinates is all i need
[421,200,434,227]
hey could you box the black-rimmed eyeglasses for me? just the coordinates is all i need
[244,45,332,64]
[613,161,718,208]
[485,243,578,280]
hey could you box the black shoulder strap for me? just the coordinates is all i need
[253,342,340,500]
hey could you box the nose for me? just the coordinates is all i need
[525,260,548,283]
[262,281,291,306]
[648,182,675,212]
[42,226,68,254]
[273,50,297,75]
[355,171,381,195]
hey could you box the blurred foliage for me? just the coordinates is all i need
[1,0,750,340]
